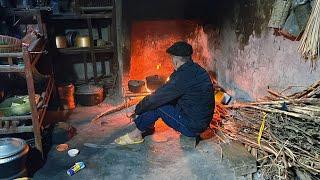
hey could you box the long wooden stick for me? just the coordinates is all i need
[91,99,140,124]
[225,98,320,109]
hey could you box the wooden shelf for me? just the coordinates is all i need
[0,39,46,73]
[0,65,24,73]
[0,9,51,157]
[57,46,114,55]
[0,126,33,135]
[0,52,23,58]
[10,7,51,15]
[49,13,113,20]
[80,6,114,12]
[0,115,32,121]
[0,75,53,121]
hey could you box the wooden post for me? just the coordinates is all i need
[23,46,43,157]
[36,11,47,38]
[114,0,123,94]
[83,52,89,82]
[87,18,98,83]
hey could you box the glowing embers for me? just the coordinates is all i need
[166,77,170,82]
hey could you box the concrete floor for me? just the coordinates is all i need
[33,104,237,180]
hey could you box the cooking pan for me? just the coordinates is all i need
[128,80,145,93]
[146,75,166,91]
[76,36,90,48]
[66,31,78,47]
[55,36,67,48]
[75,85,104,106]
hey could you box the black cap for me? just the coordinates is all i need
[166,41,193,56]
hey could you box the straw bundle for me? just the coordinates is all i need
[298,0,320,68]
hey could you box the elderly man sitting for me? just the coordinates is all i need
[115,41,214,145]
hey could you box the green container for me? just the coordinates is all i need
[0,96,31,117]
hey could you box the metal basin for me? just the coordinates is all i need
[0,138,29,179]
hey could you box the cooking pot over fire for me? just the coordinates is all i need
[146,75,166,91]
[128,80,145,93]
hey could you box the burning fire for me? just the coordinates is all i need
[129,20,212,89]
[146,87,152,93]
[156,64,162,70]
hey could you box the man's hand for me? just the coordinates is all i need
[129,113,138,120]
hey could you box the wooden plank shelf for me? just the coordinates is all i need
[10,7,51,16]
[0,52,23,58]
[0,115,32,121]
[57,46,114,55]
[0,39,47,73]
[0,75,53,121]
[0,15,51,156]
[48,0,118,84]
[80,6,114,12]
[49,13,113,20]
[0,126,33,135]
[0,65,24,73]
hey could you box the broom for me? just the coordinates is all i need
[298,0,320,68]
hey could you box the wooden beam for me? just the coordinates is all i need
[114,0,123,94]
[87,17,98,84]
[23,47,43,156]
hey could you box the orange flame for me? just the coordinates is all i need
[129,20,211,82]
[156,64,161,70]
[146,87,152,93]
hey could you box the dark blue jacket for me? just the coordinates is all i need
[135,61,214,133]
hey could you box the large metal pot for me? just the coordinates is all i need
[55,36,67,48]
[66,31,78,47]
[75,85,104,106]
[146,75,166,91]
[75,36,90,48]
[0,138,29,179]
[128,80,145,93]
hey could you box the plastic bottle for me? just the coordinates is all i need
[67,162,85,176]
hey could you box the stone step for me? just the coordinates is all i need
[221,141,257,177]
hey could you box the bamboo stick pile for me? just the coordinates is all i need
[219,81,320,179]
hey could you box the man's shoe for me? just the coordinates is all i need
[142,127,155,137]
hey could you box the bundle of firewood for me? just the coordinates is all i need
[219,80,320,179]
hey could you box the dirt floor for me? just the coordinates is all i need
[33,103,238,180]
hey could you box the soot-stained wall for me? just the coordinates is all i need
[210,0,320,101]
[121,0,320,101]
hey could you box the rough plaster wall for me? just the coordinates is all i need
[213,0,320,101]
